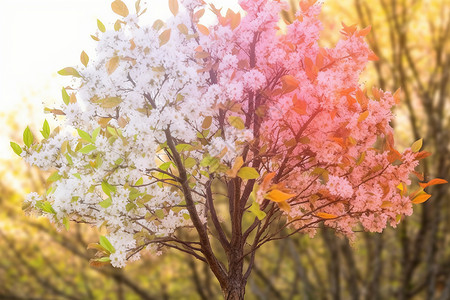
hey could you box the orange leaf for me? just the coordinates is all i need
[412,193,431,204]
[168,0,179,16]
[265,189,296,202]
[80,51,89,67]
[292,94,307,115]
[193,8,205,21]
[419,178,448,189]
[393,88,402,104]
[368,51,379,61]
[415,151,432,160]
[177,23,189,35]
[230,12,241,30]
[316,212,337,219]
[197,24,210,35]
[261,172,276,191]
[159,29,171,46]
[304,57,318,81]
[358,110,369,122]
[111,0,129,17]
[356,25,371,37]
[281,75,299,93]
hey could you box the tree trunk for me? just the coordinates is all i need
[222,280,246,300]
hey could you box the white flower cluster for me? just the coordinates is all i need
[20,1,255,267]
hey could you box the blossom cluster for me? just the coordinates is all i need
[16,0,432,267]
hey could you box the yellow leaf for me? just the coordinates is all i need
[412,193,431,204]
[111,0,129,17]
[97,19,106,33]
[80,51,89,67]
[316,212,337,219]
[277,201,291,212]
[411,138,423,153]
[106,56,120,74]
[159,29,171,46]
[168,0,179,16]
[265,189,296,203]
[226,156,244,178]
[197,24,210,35]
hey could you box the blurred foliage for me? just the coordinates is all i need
[1,0,448,299]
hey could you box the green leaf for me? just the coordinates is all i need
[101,181,116,197]
[78,144,96,154]
[36,201,56,214]
[77,129,93,143]
[101,97,122,108]
[248,201,266,220]
[176,144,193,152]
[62,87,70,105]
[114,158,123,165]
[92,127,101,141]
[228,116,245,130]
[65,153,73,165]
[135,177,143,185]
[99,197,112,208]
[99,236,115,253]
[63,216,70,231]
[159,161,173,171]
[47,171,61,183]
[97,19,106,33]
[10,142,22,156]
[73,173,81,179]
[40,120,50,139]
[155,209,164,219]
[23,127,34,148]
[57,67,81,78]
[98,257,111,262]
[184,157,196,168]
[237,167,260,180]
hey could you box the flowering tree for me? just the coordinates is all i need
[11,0,447,298]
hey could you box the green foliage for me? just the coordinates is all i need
[78,144,96,154]
[237,167,260,180]
[99,235,116,253]
[97,19,106,32]
[40,120,50,139]
[23,126,33,147]
[57,67,81,77]
[62,87,70,105]
[10,142,22,156]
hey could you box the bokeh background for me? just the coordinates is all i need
[0,0,448,299]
